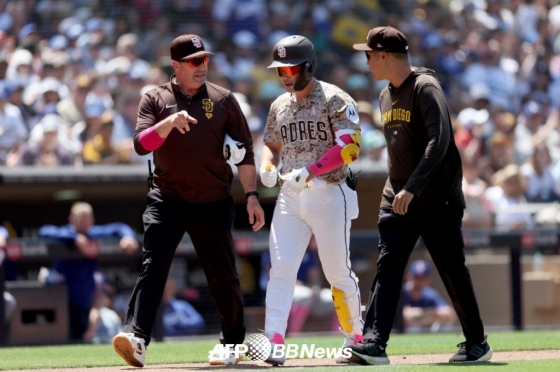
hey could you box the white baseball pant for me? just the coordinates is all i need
[264,180,363,336]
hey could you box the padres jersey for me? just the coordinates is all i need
[264,80,360,184]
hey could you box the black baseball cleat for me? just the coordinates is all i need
[449,335,493,362]
[348,341,390,365]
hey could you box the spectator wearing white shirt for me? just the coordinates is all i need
[484,164,534,231]
[521,143,559,203]
[5,49,37,87]
[462,156,492,229]
[15,113,75,167]
[515,101,560,164]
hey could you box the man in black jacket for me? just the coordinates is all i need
[349,26,492,365]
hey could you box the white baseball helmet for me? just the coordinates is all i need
[223,134,246,164]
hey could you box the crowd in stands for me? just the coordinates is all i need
[1,0,560,229]
[3,1,560,342]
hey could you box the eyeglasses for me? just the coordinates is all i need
[365,51,373,61]
[178,56,209,67]
[276,65,301,77]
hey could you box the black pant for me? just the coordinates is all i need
[124,189,245,345]
[364,207,485,347]
[69,304,90,341]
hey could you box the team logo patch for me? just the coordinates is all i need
[192,37,202,48]
[345,105,359,124]
[203,98,213,119]
[278,46,286,58]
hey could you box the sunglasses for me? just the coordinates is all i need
[178,56,209,67]
[365,51,373,61]
[276,65,301,77]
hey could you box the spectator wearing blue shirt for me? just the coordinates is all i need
[38,202,138,341]
[82,272,123,344]
[161,279,205,337]
[403,260,456,332]
[0,226,17,328]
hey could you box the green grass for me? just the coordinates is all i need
[278,360,560,372]
[293,330,560,355]
[0,330,558,370]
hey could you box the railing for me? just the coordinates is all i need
[1,228,558,342]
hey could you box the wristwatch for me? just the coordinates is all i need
[245,191,260,200]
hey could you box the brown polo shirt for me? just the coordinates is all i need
[134,76,254,203]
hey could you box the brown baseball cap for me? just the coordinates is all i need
[353,26,409,53]
[170,34,214,61]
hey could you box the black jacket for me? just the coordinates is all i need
[379,67,465,212]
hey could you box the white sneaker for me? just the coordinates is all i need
[113,332,146,367]
[264,332,286,366]
[208,350,243,365]
[336,330,364,364]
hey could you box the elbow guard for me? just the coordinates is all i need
[336,129,361,164]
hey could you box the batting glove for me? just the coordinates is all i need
[279,167,309,189]
[260,164,278,188]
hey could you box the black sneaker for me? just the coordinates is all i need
[449,335,493,362]
[348,342,390,365]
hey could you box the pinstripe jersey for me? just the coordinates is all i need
[263,80,360,184]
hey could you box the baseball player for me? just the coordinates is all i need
[258,35,363,365]
[349,26,492,365]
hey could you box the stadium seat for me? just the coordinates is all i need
[6,281,69,345]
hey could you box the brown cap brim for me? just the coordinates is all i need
[179,51,215,60]
[353,43,372,51]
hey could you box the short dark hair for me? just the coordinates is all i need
[390,52,409,61]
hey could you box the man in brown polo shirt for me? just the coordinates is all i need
[112,34,265,367]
